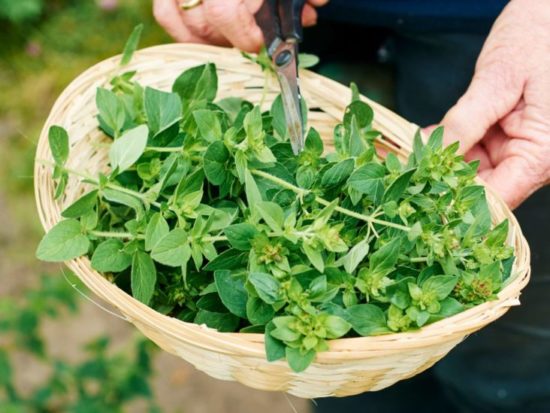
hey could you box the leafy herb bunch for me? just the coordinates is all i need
[36,28,515,372]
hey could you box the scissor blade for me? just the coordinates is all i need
[273,42,304,154]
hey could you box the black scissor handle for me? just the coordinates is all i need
[254,0,281,53]
[278,0,306,42]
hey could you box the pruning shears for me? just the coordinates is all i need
[255,0,306,155]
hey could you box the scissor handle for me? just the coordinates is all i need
[254,0,281,53]
[278,0,306,42]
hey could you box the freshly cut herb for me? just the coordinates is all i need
[37,30,515,373]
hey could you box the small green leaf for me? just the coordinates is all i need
[256,201,284,232]
[286,347,316,373]
[422,275,458,300]
[246,297,275,325]
[36,219,90,262]
[204,249,247,271]
[369,237,401,274]
[61,190,98,219]
[324,315,351,338]
[144,213,169,251]
[224,223,259,251]
[172,63,218,111]
[102,188,144,218]
[347,304,390,336]
[341,238,369,274]
[348,162,385,204]
[144,87,182,136]
[91,239,132,273]
[214,270,248,318]
[248,272,281,304]
[194,310,239,332]
[265,321,286,361]
[321,159,354,187]
[427,126,444,150]
[120,23,143,66]
[151,229,190,267]
[303,242,324,273]
[194,109,222,142]
[304,127,323,155]
[344,101,374,130]
[203,141,230,185]
[48,125,69,165]
[131,251,157,305]
[96,87,126,136]
[298,53,319,69]
[109,124,149,173]
[383,169,416,203]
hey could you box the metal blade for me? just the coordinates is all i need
[272,41,304,154]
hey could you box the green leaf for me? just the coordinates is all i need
[48,125,69,165]
[286,347,316,373]
[131,251,157,305]
[369,237,401,274]
[224,223,259,251]
[270,95,287,140]
[61,190,98,219]
[172,63,218,111]
[427,126,444,150]
[344,101,374,130]
[321,159,354,187]
[109,124,149,173]
[144,87,182,136]
[244,169,263,212]
[324,315,351,338]
[265,321,286,361]
[298,53,319,69]
[194,109,222,142]
[346,304,390,336]
[486,220,509,248]
[340,238,369,274]
[383,168,416,202]
[91,239,132,273]
[248,272,281,304]
[256,201,284,232]
[96,87,125,136]
[304,127,323,155]
[348,116,367,156]
[144,213,169,251]
[246,297,275,325]
[102,188,144,219]
[348,162,385,204]
[203,141,230,185]
[214,270,248,318]
[422,275,458,300]
[194,310,239,332]
[36,219,90,262]
[151,229,190,267]
[120,23,143,66]
[412,129,425,163]
[302,242,324,273]
[204,248,247,271]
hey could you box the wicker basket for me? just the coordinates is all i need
[34,44,530,399]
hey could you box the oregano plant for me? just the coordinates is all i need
[36,27,515,372]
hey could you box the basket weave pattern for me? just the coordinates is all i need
[34,44,530,398]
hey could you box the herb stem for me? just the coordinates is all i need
[145,146,182,153]
[90,230,144,240]
[250,169,410,232]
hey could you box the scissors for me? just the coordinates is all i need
[255,0,306,155]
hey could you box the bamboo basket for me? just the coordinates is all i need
[34,44,531,399]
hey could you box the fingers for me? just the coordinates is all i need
[308,0,329,5]
[480,155,538,209]
[153,0,203,42]
[302,4,318,27]
[440,71,523,154]
[204,0,264,52]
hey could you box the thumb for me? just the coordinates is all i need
[441,72,522,154]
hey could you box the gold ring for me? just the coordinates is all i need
[179,0,202,10]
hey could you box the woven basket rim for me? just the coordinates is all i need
[34,43,531,363]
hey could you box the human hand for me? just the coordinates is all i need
[440,0,550,209]
[153,0,328,52]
